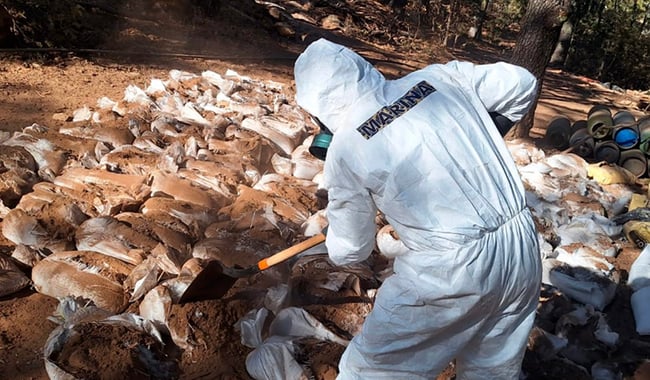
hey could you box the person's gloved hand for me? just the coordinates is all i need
[489,112,514,136]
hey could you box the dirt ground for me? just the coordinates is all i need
[1,1,649,380]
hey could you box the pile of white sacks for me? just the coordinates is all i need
[0,66,649,378]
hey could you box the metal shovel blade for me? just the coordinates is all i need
[179,233,326,304]
[178,260,239,303]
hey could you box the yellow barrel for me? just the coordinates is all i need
[624,221,650,248]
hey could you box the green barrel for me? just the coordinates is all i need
[587,105,614,139]
[639,117,650,154]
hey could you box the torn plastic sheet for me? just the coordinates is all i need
[631,286,650,335]
[314,272,360,294]
[376,224,409,258]
[44,297,167,380]
[591,361,621,380]
[547,263,617,311]
[239,307,348,380]
[594,314,619,346]
[554,245,615,276]
[270,307,349,344]
[555,215,621,257]
[544,154,589,178]
[528,326,568,360]
[0,253,31,297]
[245,336,307,380]
[555,304,619,347]
[628,248,650,334]
[506,138,546,166]
[237,308,269,348]
[628,245,650,291]
[238,307,349,346]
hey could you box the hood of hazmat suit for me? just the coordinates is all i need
[294,38,542,380]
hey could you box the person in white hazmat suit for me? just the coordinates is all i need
[293,38,542,380]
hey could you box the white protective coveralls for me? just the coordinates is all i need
[294,38,542,380]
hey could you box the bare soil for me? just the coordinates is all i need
[1,1,649,380]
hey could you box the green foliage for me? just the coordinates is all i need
[401,0,534,48]
[564,0,650,89]
[454,0,649,89]
[419,0,649,88]
[399,0,479,43]
[483,0,526,40]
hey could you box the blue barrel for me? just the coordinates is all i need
[613,124,640,149]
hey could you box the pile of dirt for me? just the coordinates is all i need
[54,322,176,379]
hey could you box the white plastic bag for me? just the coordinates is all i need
[628,245,650,291]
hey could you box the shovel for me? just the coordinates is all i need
[179,233,326,303]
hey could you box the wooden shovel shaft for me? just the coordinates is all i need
[257,233,326,270]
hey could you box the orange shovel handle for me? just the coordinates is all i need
[257,233,326,271]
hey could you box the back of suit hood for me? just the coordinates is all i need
[294,38,385,133]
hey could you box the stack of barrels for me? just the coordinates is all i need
[545,105,650,178]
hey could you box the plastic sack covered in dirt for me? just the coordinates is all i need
[628,245,650,291]
[545,260,618,311]
[555,214,621,257]
[44,297,176,380]
[0,253,31,297]
[238,306,348,380]
[631,286,650,335]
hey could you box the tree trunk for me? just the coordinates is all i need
[474,0,490,41]
[640,7,649,36]
[0,4,12,46]
[597,0,606,25]
[549,20,573,67]
[509,0,571,138]
[442,3,451,46]
[442,0,458,46]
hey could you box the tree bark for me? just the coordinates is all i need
[442,0,459,46]
[640,6,649,35]
[0,4,13,46]
[509,0,571,138]
[474,0,490,41]
[549,20,573,67]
